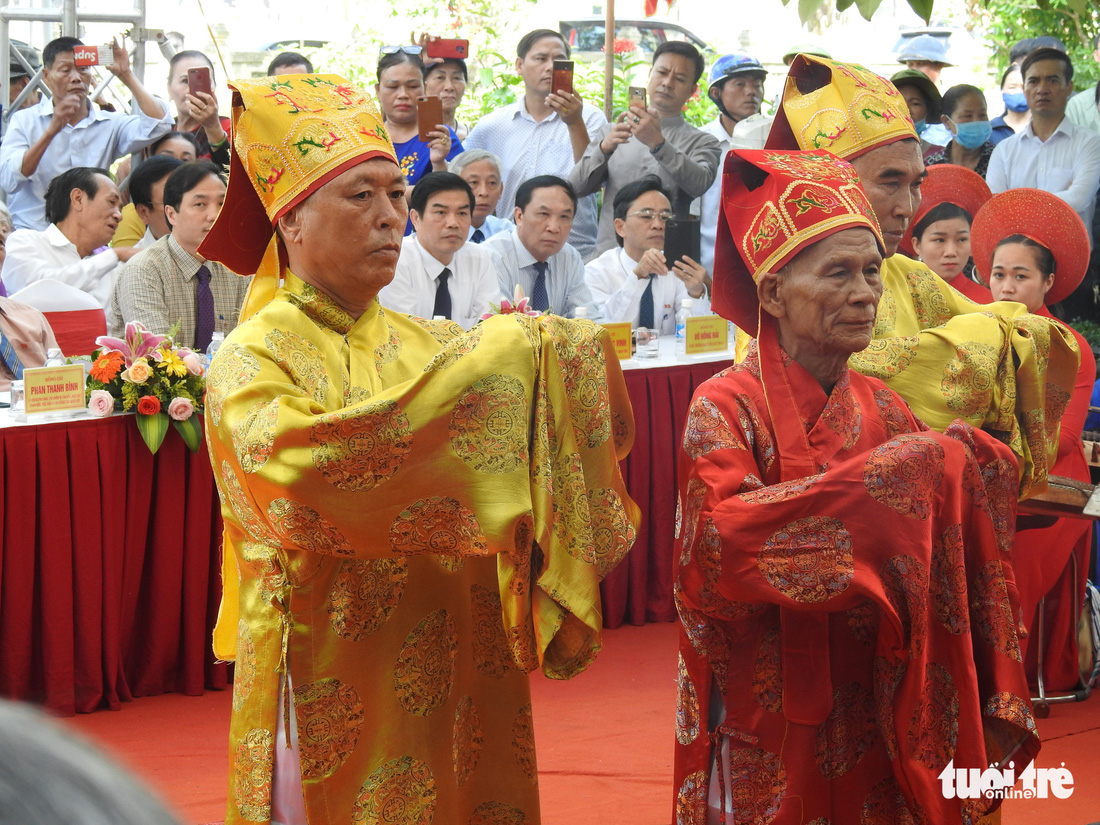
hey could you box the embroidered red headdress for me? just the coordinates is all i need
[899,164,991,257]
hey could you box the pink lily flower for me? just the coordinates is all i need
[480,284,542,320]
[95,321,170,366]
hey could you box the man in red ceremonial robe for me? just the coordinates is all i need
[672,149,1039,824]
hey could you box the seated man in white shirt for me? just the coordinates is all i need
[450,149,512,243]
[484,174,598,318]
[2,167,139,307]
[585,175,709,334]
[379,171,500,330]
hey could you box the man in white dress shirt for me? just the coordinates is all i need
[450,149,512,243]
[585,176,709,334]
[379,172,500,330]
[484,174,598,318]
[2,166,139,307]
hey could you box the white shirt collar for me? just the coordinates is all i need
[414,235,454,278]
[509,229,539,269]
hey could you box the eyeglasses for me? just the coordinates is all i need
[380,45,423,56]
[627,209,674,223]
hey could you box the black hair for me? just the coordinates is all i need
[995,234,1056,277]
[1022,47,1073,85]
[912,202,972,244]
[424,57,468,83]
[151,130,201,157]
[409,171,475,215]
[267,51,313,75]
[162,160,224,228]
[941,84,986,119]
[517,29,569,60]
[377,50,425,82]
[130,156,183,209]
[515,174,577,212]
[42,37,82,69]
[1000,64,1021,88]
[168,49,215,80]
[1009,39,1034,66]
[612,175,669,247]
[44,167,111,224]
[652,41,705,84]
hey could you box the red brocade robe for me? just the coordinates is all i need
[672,320,1040,825]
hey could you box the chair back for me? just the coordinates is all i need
[9,280,107,356]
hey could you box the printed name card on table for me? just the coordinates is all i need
[23,364,87,415]
[601,322,633,360]
[685,315,728,355]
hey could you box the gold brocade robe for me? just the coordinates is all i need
[205,273,638,825]
[851,253,1079,498]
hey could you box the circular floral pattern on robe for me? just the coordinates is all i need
[820,384,862,450]
[677,477,708,565]
[505,515,535,597]
[678,592,732,694]
[847,599,881,647]
[873,654,906,760]
[293,677,365,779]
[207,343,261,426]
[506,623,540,673]
[233,728,274,822]
[233,620,256,712]
[1044,381,1071,446]
[676,653,700,745]
[552,317,611,449]
[550,453,591,563]
[863,435,944,520]
[675,769,708,825]
[374,321,402,370]
[424,325,484,372]
[1015,311,1051,362]
[267,498,353,555]
[941,341,998,421]
[861,775,926,825]
[981,458,1016,557]
[452,695,483,786]
[850,335,920,380]
[394,609,458,716]
[752,626,782,713]
[984,691,1037,735]
[739,474,822,506]
[470,801,528,825]
[931,524,970,636]
[958,449,988,513]
[264,328,329,404]
[736,396,776,473]
[471,584,517,678]
[352,755,435,825]
[220,461,279,544]
[406,314,464,346]
[682,395,745,459]
[873,388,912,438]
[512,703,538,783]
[871,284,897,337]
[907,267,953,327]
[907,662,958,771]
[814,681,876,779]
[328,558,408,640]
[233,400,279,474]
[389,496,488,556]
[758,516,854,604]
[310,400,413,491]
[587,487,635,577]
[726,746,787,825]
[612,408,631,452]
[973,560,1022,661]
[882,554,928,658]
[450,374,529,474]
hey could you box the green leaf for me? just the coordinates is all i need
[906,0,934,20]
[798,0,825,23]
[172,415,204,453]
[855,0,885,20]
[136,411,169,454]
[836,0,857,9]
[1066,0,1088,14]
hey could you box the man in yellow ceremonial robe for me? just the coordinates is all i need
[198,75,639,825]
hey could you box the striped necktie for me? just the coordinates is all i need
[0,328,24,380]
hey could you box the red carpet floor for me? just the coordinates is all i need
[60,621,1099,824]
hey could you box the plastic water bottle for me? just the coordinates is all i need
[675,298,693,356]
[206,331,225,366]
[44,347,65,367]
[573,306,588,319]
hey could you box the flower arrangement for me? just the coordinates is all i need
[85,321,206,454]
[480,284,543,320]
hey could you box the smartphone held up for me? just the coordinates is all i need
[417,95,444,142]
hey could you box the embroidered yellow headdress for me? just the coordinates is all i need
[198,74,398,319]
[764,54,916,159]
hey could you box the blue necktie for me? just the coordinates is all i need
[433,268,452,319]
[639,274,656,329]
[471,228,485,243]
[0,328,23,380]
[194,264,215,352]
[531,261,549,312]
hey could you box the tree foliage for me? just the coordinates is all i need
[788,0,934,24]
[977,0,1099,88]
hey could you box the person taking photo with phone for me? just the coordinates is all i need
[164,50,230,168]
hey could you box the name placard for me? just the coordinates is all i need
[685,315,729,355]
[23,364,87,415]
[600,322,633,360]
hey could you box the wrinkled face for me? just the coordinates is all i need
[410,188,472,259]
[514,185,574,261]
[43,51,91,101]
[82,174,124,248]
[897,84,928,122]
[613,189,670,258]
[911,216,970,281]
[515,36,568,96]
[424,63,466,113]
[165,174,226,252]
[155,136,198,162]
[457,158,502,222]
[167,55,213,117]
[850,140,925,257]
[136,175,172,239]
[947,92,987,124]
[279,158,408,309]
[714,73,764,122]
[375,62,424,126]
[647,52,698,115]
[768,227,883,357]
[988,242,1053,313]
[1024,58,1073,117]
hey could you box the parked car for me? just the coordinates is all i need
[560,18,712,62]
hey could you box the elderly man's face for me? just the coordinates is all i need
[458,158,502,225]
[278,158,407,317]
[849,140,925,257]
[763,228,883,360]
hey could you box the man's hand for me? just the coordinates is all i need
[113,245,142,263]
[106,38,132,79]
[548,90,584,126]
[633,248,666,279]
[671,254,707,298]
[426,126,453,168]
[628,104,663,150]
[600,116,633,156]
[186,91,223,132]
[48,92,84,133]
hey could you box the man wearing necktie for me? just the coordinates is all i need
[484,174,598,318]
[109,160,250,348]
[584,175,709,334]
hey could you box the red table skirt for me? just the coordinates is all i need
[0,415,228,715]
[601,359,733,628]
